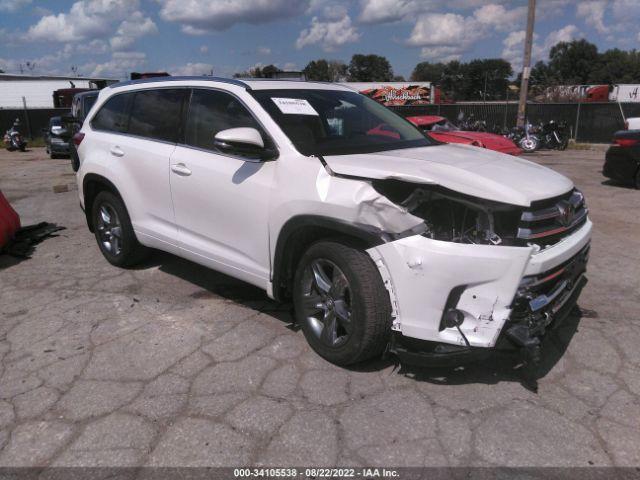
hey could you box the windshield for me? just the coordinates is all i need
[250,89,431,156]
[431,119,459,132]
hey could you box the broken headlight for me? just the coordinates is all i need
[372,179,521,245]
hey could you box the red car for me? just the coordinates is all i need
[406,115,522,155]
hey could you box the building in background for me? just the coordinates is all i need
[0,74,118,109]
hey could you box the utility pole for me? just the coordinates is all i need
[516,0,536,128]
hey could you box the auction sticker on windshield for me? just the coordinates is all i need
[272,97,319,115]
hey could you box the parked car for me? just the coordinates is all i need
[44,116,71,158]
[68,90,99,171]
[406,115,522,155]
[75,77,591,367]
[603,130,640,188]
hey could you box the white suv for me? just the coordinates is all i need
[76,77,592,366]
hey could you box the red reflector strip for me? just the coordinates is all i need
[72,132,85,146]
[615,138,639,147]
[527,226,567,239]
[538,267,566,284]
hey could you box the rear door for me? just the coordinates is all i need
[89,88,187,248]
[169,88,276,287]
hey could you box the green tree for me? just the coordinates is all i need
[410,62,447,82]
[233,64,281,78]
[410,58,512,100]
[588,48,640,84]
[347,54,394,82]
[463,58,513,100]
[303,59,331,81]
[302,59,347,82]
[548,39,599,84]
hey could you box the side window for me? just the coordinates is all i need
[185,89,267,157]
[91,93,133,133]
[128,89,186,143]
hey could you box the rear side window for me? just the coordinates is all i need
[91,93,133,133]
[185,89,264,153]
[128,89,186,143]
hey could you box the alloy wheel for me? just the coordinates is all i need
[300,258,353,348]
[96,203,123,256]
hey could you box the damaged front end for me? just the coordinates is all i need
[358,178,592,366]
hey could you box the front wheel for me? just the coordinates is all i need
[293,241,392,365]
[520,136,539,153]
[635,168,640,190]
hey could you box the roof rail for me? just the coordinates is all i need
[108,76,251,90]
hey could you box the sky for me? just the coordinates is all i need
[0,0,638,81]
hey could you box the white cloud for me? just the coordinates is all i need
[110,11,157,51]
[200,45,209,54]
[159,0,310,33]
[283,62,298,71]
[406,4,528,62]
[576,1,608,34]
[170,62,214,76]
[0,0,31,12]
[296,12,360,51]
[90,51,146,77]
[257,46,272,55]
[25,0,140,43]
[358,0,426,24]
[502,24,580,72]
[76,39,109,54]
[473,4,527,32]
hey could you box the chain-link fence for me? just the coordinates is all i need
[391,102,640,143]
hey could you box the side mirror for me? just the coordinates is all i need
[213,127,275,161]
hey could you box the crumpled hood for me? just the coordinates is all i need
[323,143,573,207]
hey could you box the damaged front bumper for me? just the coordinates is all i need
[367,218,592,365]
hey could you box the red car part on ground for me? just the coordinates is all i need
[406,115,522,155]
[0,190,21,250]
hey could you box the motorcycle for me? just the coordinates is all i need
[3,126,27,152]
[534,120,569,150]
[456,112,487,132]
[506,122,539,153]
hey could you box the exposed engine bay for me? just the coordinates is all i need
[371,179,523,246]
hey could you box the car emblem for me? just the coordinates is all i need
[557,200,575,227]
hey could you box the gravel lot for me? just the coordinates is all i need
[0,146,639,468]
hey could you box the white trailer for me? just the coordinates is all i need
[610,84,640,103]
[0,74,117,108]
[339,82,437,105]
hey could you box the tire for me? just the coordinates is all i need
[635,168,640,190]
[91,191,149,267]
[293,241,392,365]
[557,135,569,151]
[520,136,539,153]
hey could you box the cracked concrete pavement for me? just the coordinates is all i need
[0,147,639,468]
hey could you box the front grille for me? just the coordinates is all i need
[510,244,590,327]
[516,189,588,248]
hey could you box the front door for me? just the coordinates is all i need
[169,88,276,288]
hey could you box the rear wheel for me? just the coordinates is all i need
[635,168,640,190]
[91,191,148,267]
[293,241,392,365]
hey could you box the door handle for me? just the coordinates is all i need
[110,146,124,157]
[171,163,192,176]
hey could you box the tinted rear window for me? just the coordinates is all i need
[91,93,133,133]
[128,89,186,143]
